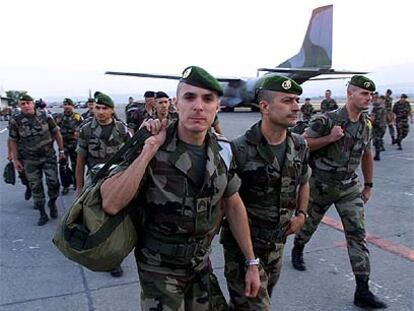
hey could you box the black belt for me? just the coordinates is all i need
[142,236,210,260]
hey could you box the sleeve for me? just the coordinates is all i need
[223,157,241,198]
[298,143,312,184]
[304,115,331,138]
[76,126,88,156]
[47,115,60,133]
[8,118,20,142]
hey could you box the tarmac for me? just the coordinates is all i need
[0,108,413,311]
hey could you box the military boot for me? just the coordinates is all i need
[37,205,49,226]
[48,199,58,219]
[24,186,32,200]
[291,245,306,271]
[373,151,381,161]
[354,276,388,309]
[110,265,123,277]
[397,141,402,150]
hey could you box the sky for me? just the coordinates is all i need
[1,0,413,101]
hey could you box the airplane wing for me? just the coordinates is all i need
[257,68,368,75]
[105,71,242,83]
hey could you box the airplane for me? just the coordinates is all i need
[105,5,367,111]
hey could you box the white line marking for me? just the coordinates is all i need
[0,128,8,134]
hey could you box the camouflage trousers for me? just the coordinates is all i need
[64,145,77,187]
[23,157,59,207]
[137,265,228,311]
[294,176,370,277]
[372,126,386,152]
[223,244,284,311]
[396,118,410,143]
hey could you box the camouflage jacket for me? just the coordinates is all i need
[385,95,393,112]
[125,102,142,125]
[81,110,93,120]
[370,102,387,128]
[320,98,338,113]
[127,121,240,273]
[392,100,411,120]
[8,109,59,159]
[220,121,311,249]
[306,106,372,178]
[301,103,314,120]
[54,111,83,147]
[128,105,153,131]
[77,118,130,169]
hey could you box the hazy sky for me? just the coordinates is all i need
[1,0,413,99]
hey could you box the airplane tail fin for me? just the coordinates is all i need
[277,4,333,69]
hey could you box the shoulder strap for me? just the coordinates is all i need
[92,128,151,183]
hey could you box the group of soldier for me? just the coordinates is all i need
[6,65,407,310]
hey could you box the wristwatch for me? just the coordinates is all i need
[364,182,373,188]
[245,258,260,267]
[296,210,308,219]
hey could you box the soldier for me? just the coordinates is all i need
[125,96,139,125]
[291,75,387,309]
[320,89,338,113]
[301,97,314,121]
[100,66,260,311]
[54,98,83,194]
[128,91,156,133]
[370,95,387,160]
[392,94,413,150]
[148,91,178,125]
[81,97,95,120]
[8,94,65,226]
[76,92,130,277]
[220,75,311,310]
[384,89,396,144]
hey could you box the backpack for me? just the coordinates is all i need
[52,128,150,271]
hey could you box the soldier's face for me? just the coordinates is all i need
[88,102,95,112]
[349,88,372,111]
[19,101,35,115]
[63,103,74,113]
[145,97,155,108]
[325,91,331,99]
[176,83,219,134]
[155,97,169,118]
[94,104,113,124]
[262,92,300,128]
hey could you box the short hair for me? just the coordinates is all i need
[256,89,274,105]
[386,89,392,95]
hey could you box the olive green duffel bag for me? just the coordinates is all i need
[52,128,150,271]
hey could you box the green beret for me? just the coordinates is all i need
[19,94,34,102]
[401,93,408,99]
[349,75,376,92]
[257,74,302,95]
[96,93,114,108]
[180,66,223,96]
[144,91,155,98]
[63,98,74,105]
[87,97,96,103]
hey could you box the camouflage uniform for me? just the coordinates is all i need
[384,95,395,142]
[81,110,92,120]
[128,105,153,132]
[220,122,311,311]
[370,102,386,154]
[125,101,142,125]
[8,110,60,208]
[301,102,314,121]
[116,121,240,311]
[55,111,83,186]
[77,117,130,170]
[392,99,412,148]
[294,106,372,277]
[320,98,338,113]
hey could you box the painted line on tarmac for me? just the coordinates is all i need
[0,127,8,134]
[322,216,414,262]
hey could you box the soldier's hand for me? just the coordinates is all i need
[328,125,344,142]
[13,159,24,171]
[361,187,371,203]
[59,151,66,161]
[285,214,306,236]
[244,265,260,298]
[142,119,168,148]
